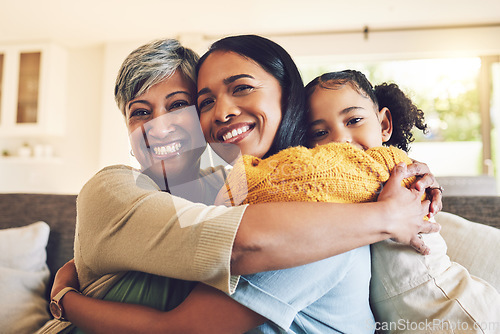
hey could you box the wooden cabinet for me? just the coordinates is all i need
[0,43,67,136]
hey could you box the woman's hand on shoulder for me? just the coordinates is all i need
[378,163,440,254]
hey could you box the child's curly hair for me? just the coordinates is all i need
[305,70,427,152]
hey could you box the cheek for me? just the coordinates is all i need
[261,96,283,136]
[198,114,212,141]
[128,123,143,148]
[182,119,206,148]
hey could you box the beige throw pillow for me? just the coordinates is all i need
[0,222,51,334]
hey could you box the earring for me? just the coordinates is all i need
[130,149,134,157]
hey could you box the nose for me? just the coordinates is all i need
[213,96,241,123]
[331,128,351,144]
[146,113,176,139]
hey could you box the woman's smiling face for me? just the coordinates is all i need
[197,51,282,163]
[125,71,205,184]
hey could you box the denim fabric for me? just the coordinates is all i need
[231,245,374,333]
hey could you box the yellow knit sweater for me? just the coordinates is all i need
[217,142,415,206]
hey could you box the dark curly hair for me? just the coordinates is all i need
[305,70,427,152]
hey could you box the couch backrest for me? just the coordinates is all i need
[0,193,498,275]
[0,193,77,278]
[442,196,500,229]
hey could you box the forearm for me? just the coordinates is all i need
[61,284,265,334]
[62,292,167,334]
[77,165,245,293]
[232,201,392,275]
[231,153,440,275]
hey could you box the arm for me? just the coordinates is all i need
[232,161,440,275]
[62,286,264,334]
[52,262,265,334]
[79,164,439,286]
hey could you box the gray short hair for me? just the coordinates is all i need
[114,38,199,115]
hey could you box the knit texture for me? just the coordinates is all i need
[217,143,415,206]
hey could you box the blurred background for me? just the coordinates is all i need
[0,0,499,195]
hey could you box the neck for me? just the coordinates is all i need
[144,162,204,202]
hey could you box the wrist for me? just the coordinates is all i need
[375,201,396,238]
[49,287,81,321]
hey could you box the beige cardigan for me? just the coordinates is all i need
[37,164,246,333]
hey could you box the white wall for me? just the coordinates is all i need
[0,44,105,193]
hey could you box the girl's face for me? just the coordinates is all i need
[197,51,282,163]
[125,71,205,183]
[308,84,392,150]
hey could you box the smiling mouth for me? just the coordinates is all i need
[220,125,252,142]
[151,142,182,156]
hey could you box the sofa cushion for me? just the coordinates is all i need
[436,211,500,291]
[0,193,77,279]
[0,222,51,333]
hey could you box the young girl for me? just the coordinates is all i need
[218,69,498,333]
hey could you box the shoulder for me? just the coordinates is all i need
[86,164,157,188]
[78,164,160,204]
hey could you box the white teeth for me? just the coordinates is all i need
[222,126,250,141]
[153,143,181,155]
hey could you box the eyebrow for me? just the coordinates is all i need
[197,74,255,97]
[223,74,254,85]
[309,119,325,127]
[128,90,191,109]
[166,90,191,99]
[340,106,364,114]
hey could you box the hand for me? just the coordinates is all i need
[378,163,441,254]
[51,259,80,299]
[407,159,443,218]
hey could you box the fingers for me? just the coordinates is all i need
[410,234,430,255]
[387,162,407,186]
[419,219,441,234]
[406,161,429,178]
[413,173,436,192]
[420,199,431,218]
[427,187,443,217]
[407,161,444,218]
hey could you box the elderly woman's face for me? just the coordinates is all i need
[125,71,205,182]
[197,51,282,163]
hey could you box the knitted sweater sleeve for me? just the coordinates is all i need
[75,165,246,295]
[218,143,415,206]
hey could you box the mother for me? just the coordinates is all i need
[41,36,441,333]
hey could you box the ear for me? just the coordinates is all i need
[379,107,393,143]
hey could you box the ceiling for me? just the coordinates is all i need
[1,0,500,47]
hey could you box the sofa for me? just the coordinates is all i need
[0,193,499,333]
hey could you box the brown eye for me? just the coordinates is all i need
[233,85,253,94]
[169,100,190,111]
[198,98,214,112]
[346,117,363,126]
[130,109,150,118]
[309,129,328,140]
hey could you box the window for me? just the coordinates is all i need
[297,56,495,178]
[17,52,41,124]
[0,53,3,124]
